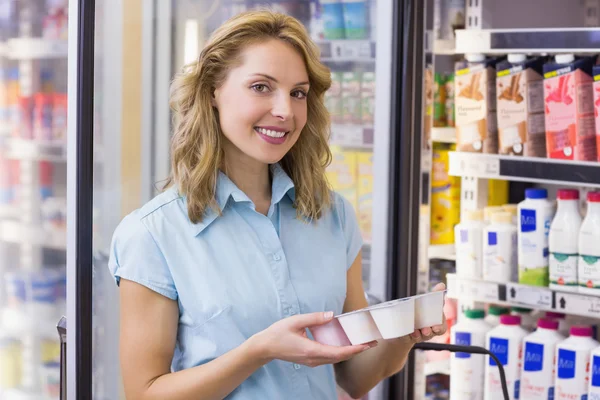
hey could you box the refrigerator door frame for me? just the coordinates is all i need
[386,0,426,398]
[67,0,95,398]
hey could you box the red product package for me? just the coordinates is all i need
[53,93,67,141]
[34,93,53,141]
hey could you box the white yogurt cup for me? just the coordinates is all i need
[414,291,445,329]
[336,309,382,345]
[309,318,352,347]
[369,297,415,339]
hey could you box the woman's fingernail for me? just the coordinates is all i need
[324,311,334,320]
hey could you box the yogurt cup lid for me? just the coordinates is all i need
[570,325,593,337]
[537,318,559,330]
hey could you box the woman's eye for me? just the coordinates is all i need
[292,90,307,99]
[251,84,269,93]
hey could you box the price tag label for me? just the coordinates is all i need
[456,30,492,54]
[505,283,553,308]
[451,278,499,302]
[330,125,364,147]
[555,292,600,318]
[449,153,500,178]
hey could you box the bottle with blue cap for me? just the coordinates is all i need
[518,188,555,286]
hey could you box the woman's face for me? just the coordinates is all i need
[213,39,310,166]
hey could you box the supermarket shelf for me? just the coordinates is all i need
[428,244,456,261]
[433,39,456,55]
[448,152,600,188]
[0,220,66,250]
[424,359,450,376]
[447,273,600,319]
[455,28,600,55]
[330,124,374,149]
[430,127,456,144]
[3,138,67,162]
[5,37,68,60]
[317,40,375,62]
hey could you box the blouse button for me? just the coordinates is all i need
[293,363,301,370]
[273,254,282,261]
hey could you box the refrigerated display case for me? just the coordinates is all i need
[413,1,600,399]
[63,0,425,399]
[0,1,68,399]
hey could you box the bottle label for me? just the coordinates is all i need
[521,209,537,232]
[579,255,600,289]
[550,252,579,287]
[455,332,471,359]
[524,342,544,372]
[460,229,469,243]
[488,231,498,245]
[557,349,576,379]
[489,337,509,366]
[592,355,600,388]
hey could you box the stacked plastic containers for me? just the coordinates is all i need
[309,291,445,346]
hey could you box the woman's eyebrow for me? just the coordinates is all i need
[249,73,310,86]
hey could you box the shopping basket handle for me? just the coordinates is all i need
[413,342,510,400]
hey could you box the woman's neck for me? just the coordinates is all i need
[222,152,272,213]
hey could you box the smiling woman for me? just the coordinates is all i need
[107,9,447,400]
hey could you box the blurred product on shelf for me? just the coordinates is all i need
[455,54,502,154]
[433,72,446,128]
[546,311,570,337]
[484,306,510,328]
[430,143,460,245]
[444,73,455,128]
[429,259,455,291]
[485,314,528,400]
[520,318,564,400]
[589,345,600,398]
[549,189,582,292]
[326,147,358,211]
[360,72,375,124]
[425,374,450,400]
[4,267,65,310]
[423,66,433,147]
[454,209,484,279]
[322,0,345,39]
[356,152,373,243]
[341,72,362,124]
[433,0,465,41]
[593,65,600,161]
[450,309,491,400]
[555,326,599,399]
[0,154,11,204]
[487,179,509,207]
[325,71,343,123]
[543,54,597,161]
[482,211,517,284]
[510,307,535,332]
[502,204,518,225]
[41,196,66,232]
[39,161,53,200]
[320,0,373,40]
[579,191,600,295]
[518,188,554,287]
[341,0,368,39]
[43,0,69,40]
[496,54,546,157]
[482,205,504,225]
[40,360,60,399]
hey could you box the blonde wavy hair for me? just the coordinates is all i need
[165,10,333,224]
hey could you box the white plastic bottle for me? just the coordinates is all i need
[518,188,555,287]
[546,312,571,337]
[483,212,518,283]
[555,326,600,399]
[455,209,484,279]
[588,345,600,399]
[503,204,519,225]
[549,189,582,292]
[485,306,511,327]
[451,309,492,400]
[485,314,529,400]
[578,192,600,295]
[484,206,505,226]
[520,318,565,400]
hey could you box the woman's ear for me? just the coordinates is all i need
[211,88,217,108]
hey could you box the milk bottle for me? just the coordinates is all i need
[483,211,518,283]
[578,191,600,295]
[455,209,484,279]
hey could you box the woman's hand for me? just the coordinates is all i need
[408,282,448,343]
[250,312,377,368]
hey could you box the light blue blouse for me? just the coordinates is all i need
[108,163,363,399]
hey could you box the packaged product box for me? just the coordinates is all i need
[321,0,345,39]
[326,72,344,124]
[433,72,447,127]
[496,56,546,157]
[326,146,358,211]
[341,72,362,124]
[487,179,509,207]
[445,72,455,127]
[342,0,368,39]
[430,143,461,245]
[592,65,600,161]
[361,72,375,124]
[356,151,373,243]
[455,55,502,153]
[543,55,597,161]
[423,66,434,149]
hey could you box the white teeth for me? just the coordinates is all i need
[257,128,286,138]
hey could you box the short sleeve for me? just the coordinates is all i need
[108,212,178,300]
[334,193,364,270]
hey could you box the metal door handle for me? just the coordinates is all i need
[57,316,67,400]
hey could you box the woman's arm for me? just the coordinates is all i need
[120,278,371,400]
[334,253,447,399]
